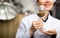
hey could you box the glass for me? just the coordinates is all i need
[37,5,48,21]
[37,5,49,31]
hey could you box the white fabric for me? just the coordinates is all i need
[54,0,56,2]
[16,13,60,38]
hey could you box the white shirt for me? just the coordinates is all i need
[16,13,60,38]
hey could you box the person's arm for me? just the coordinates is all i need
[30,25,36,38]
[55,26,60,38]
[16,20,30,38]
[40,23,60,38]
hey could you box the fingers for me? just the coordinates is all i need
[32,19,43,29]
[41,30,52,36]
[48,29,56,33]
[34,24,43,29]
[30,18,44,33]
[33,19,43,24]
[48,29,57,34]
[41,29,57,36]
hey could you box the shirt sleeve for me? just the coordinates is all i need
[15,20,30,38]
[55,23,60,38]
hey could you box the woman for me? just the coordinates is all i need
[16,0,60,38]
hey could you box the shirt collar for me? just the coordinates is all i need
[36,13,51,22]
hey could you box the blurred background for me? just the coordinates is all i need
[0,0,60,38]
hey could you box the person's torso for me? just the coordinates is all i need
[22,13,60,38]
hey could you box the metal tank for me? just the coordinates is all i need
[0,0,18,20]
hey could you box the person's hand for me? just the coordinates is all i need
[30,19,44,37]
[31,19,44,32]
[40,29,57,36]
